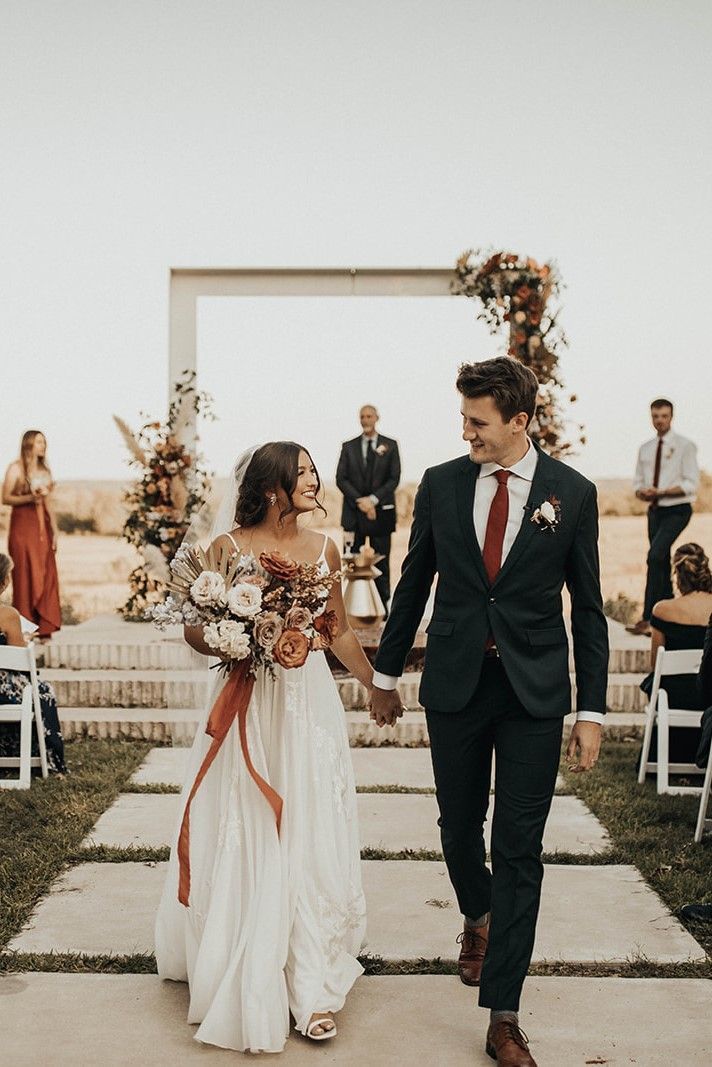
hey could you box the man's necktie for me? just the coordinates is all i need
[482,469,512,583]
[651,438,663,509]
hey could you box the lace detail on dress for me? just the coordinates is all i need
[312,725,348,815]
[317,889,367,964]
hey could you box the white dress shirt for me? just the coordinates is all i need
[633,430,698,507]
[373,439,604,724]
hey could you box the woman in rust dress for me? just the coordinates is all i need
[2,430,61,641]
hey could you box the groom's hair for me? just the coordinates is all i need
[456,357,538,423]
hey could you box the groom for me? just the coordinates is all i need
[371,357,608,1067]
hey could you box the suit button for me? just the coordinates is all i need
[488,596,496,604]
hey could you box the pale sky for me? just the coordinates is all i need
[2,1,710,485]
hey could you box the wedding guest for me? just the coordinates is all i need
[2,430,61,641]
[336,405,401,614]
[679,615,712,920]
[628,399,699,636]
[0,553,67,774]
[637,543,712,773]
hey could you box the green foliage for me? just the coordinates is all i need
[0,739,150,950]
[563,740,712,960]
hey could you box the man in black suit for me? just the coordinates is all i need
[370,358,608,1067]
[336,404,401,612]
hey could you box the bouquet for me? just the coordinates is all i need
[150,538,343,908]
[151,541,342,673]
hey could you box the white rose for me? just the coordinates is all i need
[203,621,221,650]
[226,582,263,618]
[190,571,226,606]
[540,501,556,523]
[217,620,250,659]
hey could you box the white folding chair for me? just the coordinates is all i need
[0,643,49,788]
[637,647,703,795]
[693,746,712,843]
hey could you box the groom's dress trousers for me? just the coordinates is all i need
[374,443,609,1011]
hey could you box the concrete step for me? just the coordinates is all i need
[42,638,650,674]
[44,667,648,712]
[9,860,704,964]
[85,792,609,855]
[128,746,566,795]
[58,706,645,744]
[2,974,710,1067]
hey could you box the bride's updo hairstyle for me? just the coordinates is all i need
[672,543,712,595]
[234,442,327,528]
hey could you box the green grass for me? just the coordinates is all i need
[562,740,712,959]
[0,739,151,950]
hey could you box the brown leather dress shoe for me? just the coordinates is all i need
[456,922,488,986]
[486,1019,537,1066]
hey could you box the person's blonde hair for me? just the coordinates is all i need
[0,553,13,587]
[20,429,50,487]
[673,542,712,595]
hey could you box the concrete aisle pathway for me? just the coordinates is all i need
[3,743,709,1066]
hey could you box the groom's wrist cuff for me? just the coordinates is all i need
[576,710,605,725]
[373,671,399,690]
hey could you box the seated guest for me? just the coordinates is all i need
[638,543,712,771]
[679,613,712,923]
[0,552,67,774]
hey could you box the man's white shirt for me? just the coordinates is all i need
[633,430,698,506]
[373,439,604,724]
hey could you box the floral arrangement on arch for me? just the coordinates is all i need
[113,371,214,620]
[452,250,584,457]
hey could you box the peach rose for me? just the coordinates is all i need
[314,609,339,645]
[274,628,310,669]
[259,552,299,581]
[285,605,313,631]
[253,612,283,651]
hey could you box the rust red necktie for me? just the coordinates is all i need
[482,469,512,584]
[650,438,663,510]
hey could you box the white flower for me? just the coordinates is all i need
[150,595,183,629]
[215,620,250,659]
[226,582,263,618]
[540,500,557,523]
[190,571,226,606]
[203,622,221,649]
[181,600,202,626]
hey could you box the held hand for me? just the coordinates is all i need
[369,686,405,727]
[566,721,602,773]
[356,496,373,513]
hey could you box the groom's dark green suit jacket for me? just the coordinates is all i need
[373,447,609,717]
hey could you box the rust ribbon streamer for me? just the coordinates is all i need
[177,658,284,907]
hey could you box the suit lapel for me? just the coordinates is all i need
[456,458,489,589]
[493,449,560,588]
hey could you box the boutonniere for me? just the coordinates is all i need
[530,494,561,533]
[375,444,388,456]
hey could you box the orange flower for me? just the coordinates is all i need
[259,552,299,581]
[314,609,339,644]
[274,628,310,669]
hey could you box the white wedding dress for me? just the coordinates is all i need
[155,536,366,1053]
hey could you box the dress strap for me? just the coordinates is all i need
[318,533,329,563]
[224,531,241,553]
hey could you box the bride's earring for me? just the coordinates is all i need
[267,493,277,506]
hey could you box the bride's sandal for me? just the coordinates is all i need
[305,1014,336,1041]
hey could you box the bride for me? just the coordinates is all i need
[155,442,374,1053]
